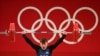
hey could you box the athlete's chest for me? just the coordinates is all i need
[38,48,51,56]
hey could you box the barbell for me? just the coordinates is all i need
[0,23,91,42]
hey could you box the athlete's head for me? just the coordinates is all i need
[40,38,48,50]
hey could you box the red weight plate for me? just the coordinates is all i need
[9,23,15,42]
[73,23,80,42]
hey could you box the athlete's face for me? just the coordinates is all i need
[40,42,48,50]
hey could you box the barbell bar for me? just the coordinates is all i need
[0,23,91,42]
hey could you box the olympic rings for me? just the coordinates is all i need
[73,7,99,32]
[17,6,99,44]
[18,6,43,32]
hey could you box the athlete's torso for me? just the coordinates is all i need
[38,48,51,56]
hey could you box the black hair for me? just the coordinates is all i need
[40,38,48,44]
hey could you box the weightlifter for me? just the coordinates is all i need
[22,31,66,56]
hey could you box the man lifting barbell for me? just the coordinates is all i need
[22,31,66,56]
